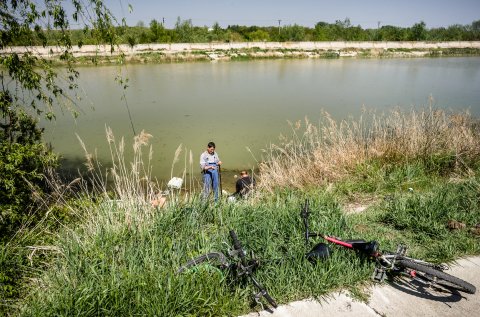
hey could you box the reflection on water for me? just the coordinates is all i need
[41,57,480,188]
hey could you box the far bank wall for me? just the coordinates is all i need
[2,41,480,58]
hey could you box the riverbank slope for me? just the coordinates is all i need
[2,41,480,63]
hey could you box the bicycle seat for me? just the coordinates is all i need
[306,242,331,264]
[347,240,379,255]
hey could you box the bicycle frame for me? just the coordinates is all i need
[228,230,278,309]
[301,199,379,255]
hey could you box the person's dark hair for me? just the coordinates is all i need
[207,141,216,148]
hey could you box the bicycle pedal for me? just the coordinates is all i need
[372,267,386,282]
[395,244,408,256]
[254,292,264,310]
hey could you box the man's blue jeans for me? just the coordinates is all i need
[203,164,219,201]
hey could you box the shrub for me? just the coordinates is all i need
[0,105,58,239]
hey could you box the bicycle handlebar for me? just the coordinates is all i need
[301,199,322,245]
[230,230,247,265]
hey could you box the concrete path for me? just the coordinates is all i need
[242,256,480,317]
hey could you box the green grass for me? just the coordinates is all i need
[14,170,480,316]
[15,193,367,316]
[4,109,480,316]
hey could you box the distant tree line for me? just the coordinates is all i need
[6,17,480,47]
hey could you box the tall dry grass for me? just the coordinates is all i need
[258,107,480,190]
[77,127,159,205]
[76,127,198,212]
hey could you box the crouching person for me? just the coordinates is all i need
[229,170,255,202]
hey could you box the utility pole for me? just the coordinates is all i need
[278,19,282,36]
[162,17,165,26]
[375,21,382,41]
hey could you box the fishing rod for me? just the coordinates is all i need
[218,164,223,197]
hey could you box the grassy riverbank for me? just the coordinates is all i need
[15,177,480,316]
[2,108,480,316]
[8,43,479,66]
[64,46,480,65]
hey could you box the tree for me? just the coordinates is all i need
[377,25,406,41]
[225,29,244,42]
[227,25,250,40]
[336,17,352,29]
[469,20,480,40]
[174,17,195,42]
[150,19,165,42]
[208,22,226,42]
[248,29,270,42]
[280,24,306,41]
[332,18,352,40]
[314,22,331,41]
[1,1,118,307]
[409,21,427,41]
[0,0,117,236]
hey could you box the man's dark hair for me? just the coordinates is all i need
[207,141,216,148]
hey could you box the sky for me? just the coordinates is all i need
[100,0,480,29]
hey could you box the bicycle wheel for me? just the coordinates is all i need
[396,259,476,294]
[177,252,229,273]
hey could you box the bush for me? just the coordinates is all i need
[0,106,58,239]
[0,242,26,315]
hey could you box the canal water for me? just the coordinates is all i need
[41,57,480,190]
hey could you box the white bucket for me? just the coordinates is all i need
[167,177,183,189]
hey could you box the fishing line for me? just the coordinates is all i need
[122,88,136,136]
[117,0,136,136]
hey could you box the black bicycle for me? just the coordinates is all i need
[301,199,476,294]
[178,229,278,310]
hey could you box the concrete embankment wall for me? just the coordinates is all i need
[2,41,480,58]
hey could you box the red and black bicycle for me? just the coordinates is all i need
[301,199,476,294]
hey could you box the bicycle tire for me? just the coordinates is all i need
[396,259,476,294]
[177,252,229,273]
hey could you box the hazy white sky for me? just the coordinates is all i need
[101,0,480,28]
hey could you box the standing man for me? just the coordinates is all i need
[200,141,222,201]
